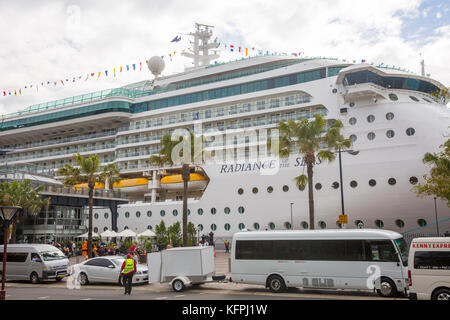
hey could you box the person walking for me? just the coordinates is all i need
[120,253,136,295]
[81,241,88,260]
[224,240,230,253]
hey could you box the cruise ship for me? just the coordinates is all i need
[1,23,449,244]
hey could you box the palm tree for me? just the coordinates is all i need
[278,114,350,229]
[0,180,50,243]
[99,163,121,190]
[57,153,101,258]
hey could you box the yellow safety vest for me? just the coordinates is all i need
[122,258,135,274]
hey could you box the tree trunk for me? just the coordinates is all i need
[10,215,18,244]
[182,180,188,246]
[88,186,94,259]
[305,153,315,230]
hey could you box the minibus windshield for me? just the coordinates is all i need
[394,238,409,267]
[40,250,66,261]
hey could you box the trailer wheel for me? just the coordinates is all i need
[172,279,185,292]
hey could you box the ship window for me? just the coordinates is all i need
[147,210,152,217]
[211,224,217,231]
[160,210,165,217]
[238,223,246,231]
[267,186,273,193]
[354,220,364,228]
[389,93,398,101]
[350,134,357,143]
[417,219,427,227]
[386,130,395,138]
[198,208,203,215]
[367,115,375,123]
[269,222,275,230]
[332,181,339,189]
[211,208,217,215]
[238,188,244,195]
[198,224,203,231]
[318,221,327,229]
[125,212,130,218]
[94,227,98,233]
[188,209,190,216]
[252,187,258,194]
[369,179,377,187]
[224,223,231,231]
[367,132,376,140]
[136,211,141,218]
[332,88,337,93]
[238,206,245,214]
[104,227,108,231]
[104,213,109,219]
[315,183,322,190]
[395,219,405,228]
[423,98,431,103]
[409,176,418,185]
[283,185,289,192]
[172,209,178,216]
[349,117,357,125]
[386,112,394,120]
[410,96,419,102]
[124,226,128,230]
[284,222,292,230]
[349,102,355,107]
[301,221,309,229]
[253,223,260,230]
[375,219,384,228]
[224,207,230,214]
[406,128,415,136]
[147,225,153,230]
[388,178,396,185]
[350,180,358,188]
[94,213,98,219]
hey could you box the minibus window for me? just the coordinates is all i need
[366,240,398,262]
[40,250,66,261]
[393,238,409,267]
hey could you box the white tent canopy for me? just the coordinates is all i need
[138,230,156,238]
[77,232,100,238]
[117,229,137,238]
[100,230,117,238]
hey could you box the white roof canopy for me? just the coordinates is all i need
[138,230,156,238]
[77,232,100,238]
[117,229,137,238]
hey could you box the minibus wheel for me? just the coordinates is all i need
[267,275,286,293]
[432,288,450,300]
[30,272,40,284]
[377,277,397,297]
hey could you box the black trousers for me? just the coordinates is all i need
[123,272,134,294]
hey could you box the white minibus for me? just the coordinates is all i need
[408,237,450,300]
[230,229,409,297]
[0,244,69,283]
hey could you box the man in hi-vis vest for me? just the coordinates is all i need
[120,253,137,295]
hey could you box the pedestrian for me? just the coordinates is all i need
[130,243,136,253]
[204,240,209,246]
[120,253,136,295]
[71,242,76,256]
[224,240,230,253]
[82,241,88,259]
[132,251,139,265]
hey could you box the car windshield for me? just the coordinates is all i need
[40,250,66,261]
[394,238,409,267]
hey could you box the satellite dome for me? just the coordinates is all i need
[147,56,165,77]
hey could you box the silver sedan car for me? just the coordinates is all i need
[69,256,148,285]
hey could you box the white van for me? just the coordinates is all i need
[0,244,69,283]
[408,237,450,300]
[231,229,410,297]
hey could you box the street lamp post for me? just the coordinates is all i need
[290,203,294,230]
[434,197,439,237]
[336,148,359,229]
[0,206,21,301]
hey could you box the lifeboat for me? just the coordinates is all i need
[73,182,105,190]
[113,178,149,193]
[160,173,208,191]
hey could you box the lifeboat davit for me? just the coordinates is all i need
[160,173,208,191]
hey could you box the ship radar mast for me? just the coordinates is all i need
[181,22,220,69]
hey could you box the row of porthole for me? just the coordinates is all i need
[349,113,395,125]
[349,94,432,105]
[350,128,415,142]
[236,176,419,195]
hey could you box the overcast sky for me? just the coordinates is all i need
[0,0,449,116]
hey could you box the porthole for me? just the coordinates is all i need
[350,180,358,188]
[318,221,327,229]
[147,210,152,217]
[198,224,204,231]
[375,219,384,228]
[136,211,141,218]
[124,226,128,230]
[386,130,395,138]
[389,93,398,101]
[282,185,289,192]
[284,222,292,230]
[417,219,427,227]
[367,115,375,123]
[386,112,394,120]
[94,227,98,233]
[423,98,431,103]
[409,176,418,185]
[160,210,165,217]
[238,223,245,231]
[224,223,231,231]
[368,179,376,187]
[211,224,217,231]
[238,188,244,195]
[315,183,322,190]
[349,102,355,107]
[94,213,99,219]
[350,134,357,143]
[269,222,276,230]
[147,225,153,230]
[336,221,343,229]
[172,209,178,216]
[332,88,337,94]
[301,221,309,229]
[410,96,419,102]
[103,227,108,231]
[406,128,415,136]
[224,207,230,214]
[349,117,357,125]
[198,208,203,215]
[332,181,339,189]
[211,208,217,215]
[395,219,405,228]
[367,132,376,140]
[388,178,396,185]
[354,220,364,228]
[125,212,130,218]
[252,187,258,194]
[267,186,273,193]
[188,209,190,216]
[298,184,305,191]
[253,223,260,230]
[238,206,245,214]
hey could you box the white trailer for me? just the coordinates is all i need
[148,246,226,292]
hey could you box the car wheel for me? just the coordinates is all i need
[30,272,40,284]
[172,279,185,292]
[267,275,286,293]
[432,288,450,300]
[377,277,397,297]
[78,272,89,286]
